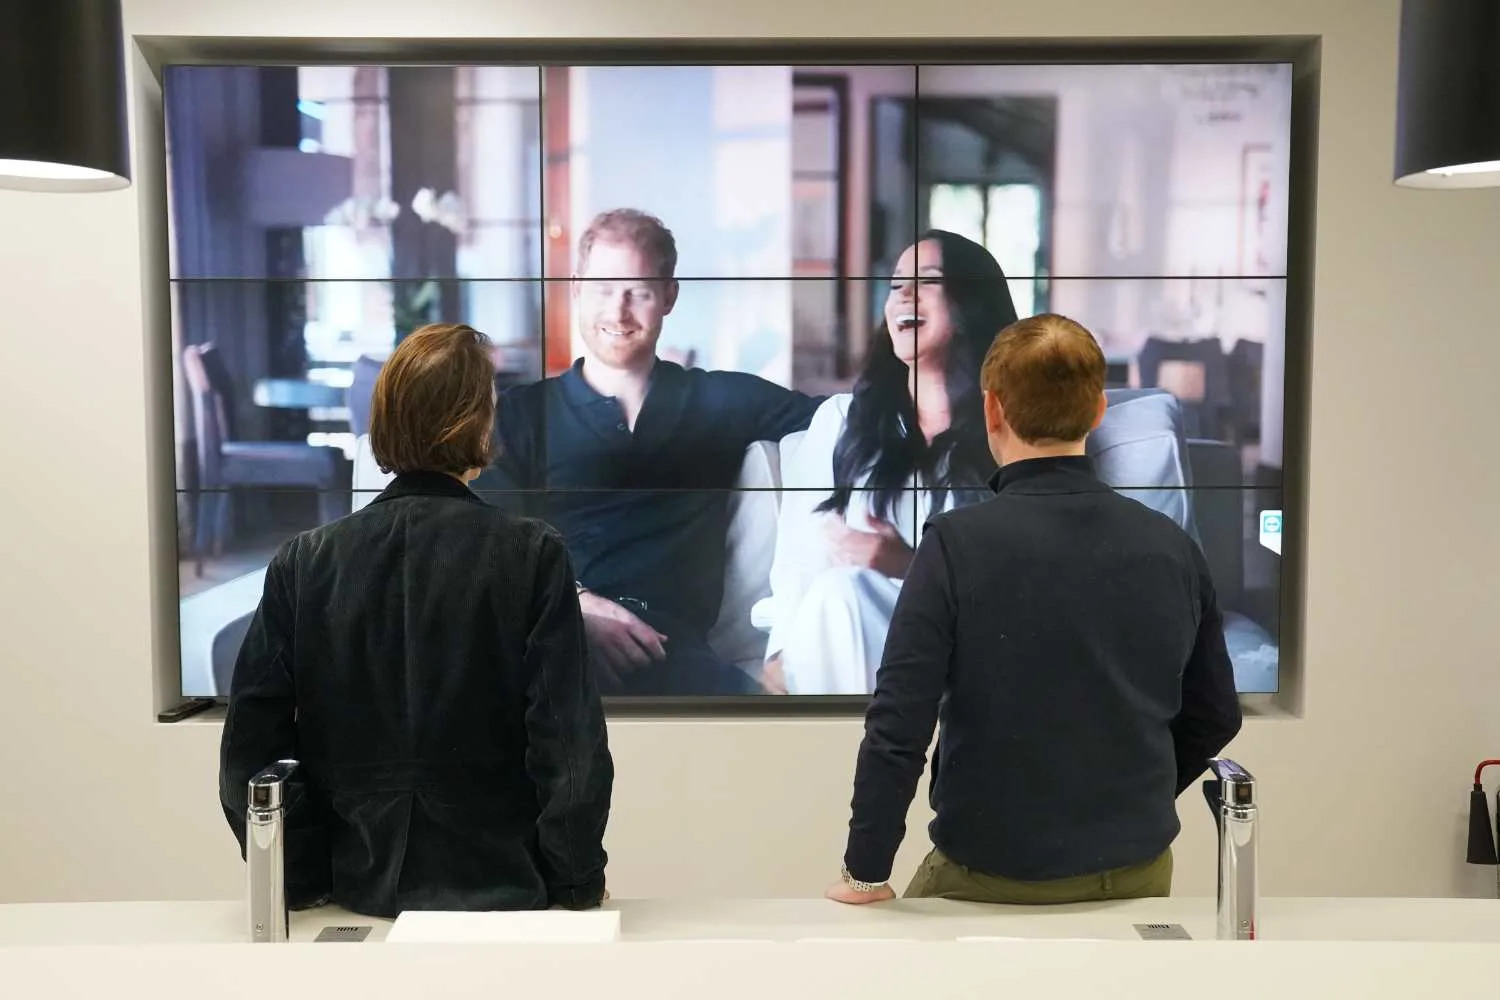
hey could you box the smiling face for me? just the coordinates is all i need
[884,239,955,368]
[572,239,678,373]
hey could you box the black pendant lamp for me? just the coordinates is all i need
[1394,0,1500,188]
[0,0,130,192]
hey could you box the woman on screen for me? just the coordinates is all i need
[219,323,612,918]
[761,231,1017,695]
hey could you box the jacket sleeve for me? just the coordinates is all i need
[218,543,331,908]
[1171,542,1244,794]
[843,520,956,883]
[522,528,614,908]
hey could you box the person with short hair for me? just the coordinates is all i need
[220,322,612,918]
[827,312,1242,906]
[477,207,824,696]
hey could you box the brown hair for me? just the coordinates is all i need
[574,208,678,280]
[369,323,496,476]
[980,313,1106,444]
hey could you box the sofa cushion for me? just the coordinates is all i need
[352,434,392,508]
[1090,388,1197,540]
[708,439,786,667]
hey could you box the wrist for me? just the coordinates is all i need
[841,864,889,894]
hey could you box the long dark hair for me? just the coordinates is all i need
[818,230,1018,521]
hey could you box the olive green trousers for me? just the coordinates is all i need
[904,847,1172,903]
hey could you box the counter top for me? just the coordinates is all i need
[0,895,1497,947]
[1,936,1497,1000]
[3,898,1499,1000]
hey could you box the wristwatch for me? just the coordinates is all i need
[841,864,888,894]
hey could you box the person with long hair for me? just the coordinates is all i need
[762,231,1018,695]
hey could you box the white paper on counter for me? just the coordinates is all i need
[794,937,924,944]
[956,935,1107,943]
[385,909,621,944]
[638,938,778,945]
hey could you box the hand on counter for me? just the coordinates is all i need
[549,887,608,911]
[825,881,896,905]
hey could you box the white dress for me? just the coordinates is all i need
[763,394,958,695]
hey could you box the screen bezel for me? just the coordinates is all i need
[143,36,1318,719]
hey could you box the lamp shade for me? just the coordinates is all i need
[0,0,130,192]
[1395,0,1500,188]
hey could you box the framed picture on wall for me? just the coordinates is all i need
[1239,142,1275,291]
[792,177,838,269]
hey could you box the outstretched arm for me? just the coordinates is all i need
[219,545,331,908]
[1171,544,1243,793]
[522,530,614,908]
[838,522,956,893]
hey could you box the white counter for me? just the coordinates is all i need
[0,936,1496,1000]
[1,898,1498,999]
[0,895,1497,946]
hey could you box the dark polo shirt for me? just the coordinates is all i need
[474,359,823,641]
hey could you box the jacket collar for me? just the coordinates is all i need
[370,470,484,506]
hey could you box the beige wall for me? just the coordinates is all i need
[2,0,1497,904]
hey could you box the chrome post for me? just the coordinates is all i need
[246,759,299,943]
[1207,757,1257,941]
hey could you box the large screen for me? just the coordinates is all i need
[166,61,1292,700]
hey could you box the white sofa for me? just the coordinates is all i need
[349,388,1204,677]
[196,388,1276,696]
[350,433,789,673]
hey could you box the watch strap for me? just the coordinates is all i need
[841,864,887,894]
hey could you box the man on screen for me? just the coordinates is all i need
[827,313,1242,906]
[474,208,823,697]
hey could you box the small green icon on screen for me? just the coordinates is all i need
[1258,510,1283,555]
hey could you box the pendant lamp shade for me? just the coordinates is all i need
[1394,0,1500,189]
[0,0,131,192]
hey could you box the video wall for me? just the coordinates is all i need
[166,60,1293,701]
